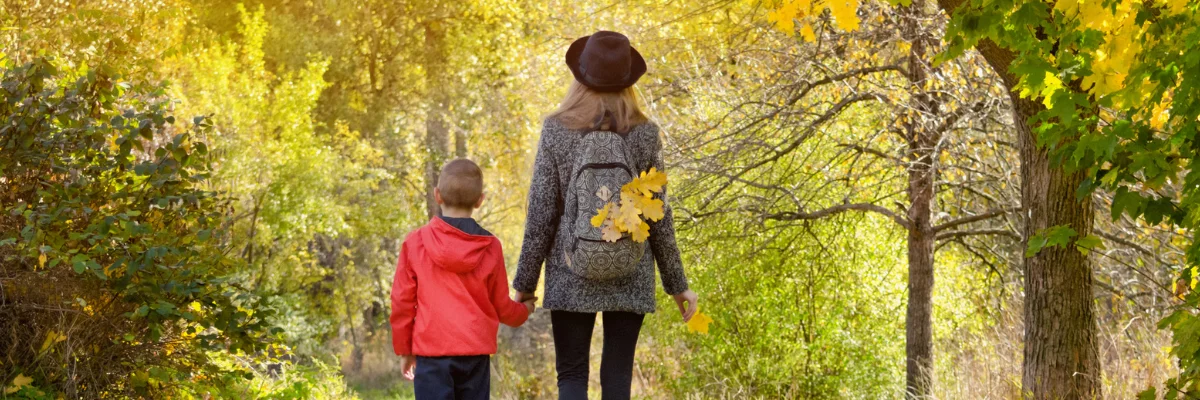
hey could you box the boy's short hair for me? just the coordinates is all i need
[438,158,484,209]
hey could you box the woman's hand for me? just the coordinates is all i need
[673,289,698,322]
[516,291,536,303]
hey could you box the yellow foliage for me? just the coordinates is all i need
[827,0,862,32]
[590,202,612,227]
[4,374,32,394]
[38,331,66,354]
[687,309,715,334]
[590,169,669,243]
[631,221,651,242]
[625,167,667,197]
[615,192,644,231]
[1055,0,1148,97]
[767,0,860,41]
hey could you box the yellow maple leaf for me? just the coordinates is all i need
[799,24,816,42]
[767,0,799,33]
[37,253,45,269]
[4,374,32,394]
[687,309,714,334]
[591,202,613,227]
[828,0,862,32]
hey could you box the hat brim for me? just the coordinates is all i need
[565,35,647,92]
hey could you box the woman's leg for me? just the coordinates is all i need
[599,311,645,400]
[552,310,597,400]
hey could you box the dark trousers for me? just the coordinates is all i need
[414,355,490,400]
[551,310,646,400]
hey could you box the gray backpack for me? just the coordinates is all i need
[564,129,646,281]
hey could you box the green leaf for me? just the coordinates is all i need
[1026,225,1078,257]
[1075,234,1104,255]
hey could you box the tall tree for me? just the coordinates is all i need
[423,19,450,218]
[703,3,1017,396]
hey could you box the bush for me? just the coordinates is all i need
[0,58,274,398]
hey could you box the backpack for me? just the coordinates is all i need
[564,128,647,281]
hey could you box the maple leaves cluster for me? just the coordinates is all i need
[767,0,863,42]
[590,168,668,243]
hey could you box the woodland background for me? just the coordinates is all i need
[1,0,1198,399]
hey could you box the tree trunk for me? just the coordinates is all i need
[423,21,450,219]
[455,127,467,158]
[1013,96,1101,399]
[902,1,938,396]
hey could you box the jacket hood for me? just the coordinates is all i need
[418,217,496,274]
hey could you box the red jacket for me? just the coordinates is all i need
[390,217,529,357]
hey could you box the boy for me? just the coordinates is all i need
[390,158,535,400]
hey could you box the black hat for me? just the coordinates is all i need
[565,31,647,92]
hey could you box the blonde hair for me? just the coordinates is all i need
[548,81,648,133]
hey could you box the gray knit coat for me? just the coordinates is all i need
[512,117,689,314]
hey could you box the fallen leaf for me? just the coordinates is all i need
[687,309,714,334]
[37,253,46,269]
[38,331,65,354]
[4,374,32,394]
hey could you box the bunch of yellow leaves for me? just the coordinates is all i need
[590,168,667,243]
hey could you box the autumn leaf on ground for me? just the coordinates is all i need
[39,331,65,354]
[4,374,32,394]
[591,202,612,227]
[37,253,46,269]
[687,309,714,334]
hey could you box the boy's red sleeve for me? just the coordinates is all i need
[390,240,418,355]
[489,242,530,327]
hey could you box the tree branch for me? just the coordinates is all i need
[936,228,1019,241]
[933,207,1016,232]
[762,203,911,230]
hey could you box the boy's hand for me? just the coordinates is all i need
[401,355,417,381]
[522,298,537,314]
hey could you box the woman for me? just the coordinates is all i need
[512,31,699,400]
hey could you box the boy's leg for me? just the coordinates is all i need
[451,355,490,400]
[551,310,597,400]
[598,311,645,400]
[414,356,455,400]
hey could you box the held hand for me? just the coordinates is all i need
[401,355,417,381]
[673,289,698,322]
[516,291,536,303]
[522,299,536,314]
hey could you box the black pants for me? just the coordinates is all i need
[551,310,646,400]
[414,355,490,400]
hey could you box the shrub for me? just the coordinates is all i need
[0,58,274,398]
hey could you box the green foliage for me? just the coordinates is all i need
[641,214,908,398]
[0,57,276,397]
